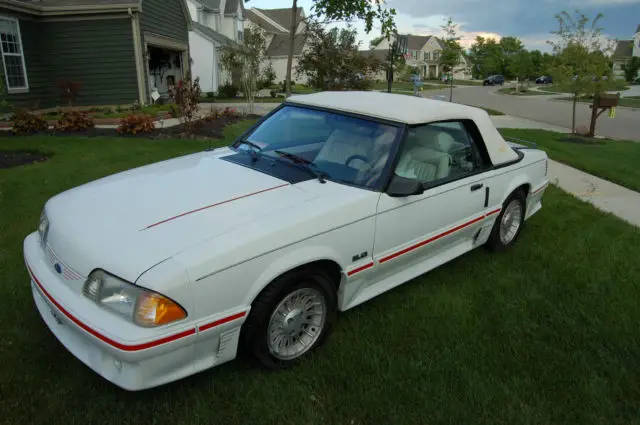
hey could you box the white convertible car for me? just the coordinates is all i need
[24,92,549,391]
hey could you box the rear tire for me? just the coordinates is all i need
[240,266,337,370]
[486,189,526,252]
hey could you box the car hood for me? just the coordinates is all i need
[44,148,318,282]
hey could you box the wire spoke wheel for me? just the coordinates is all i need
[267,287,327,361]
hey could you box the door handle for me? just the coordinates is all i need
[470,183,483,192]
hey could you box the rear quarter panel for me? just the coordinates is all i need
[485,148,549,214]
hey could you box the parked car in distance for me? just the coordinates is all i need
[483,75,505,86]
[536,75,553,84]
[24,91,549,391]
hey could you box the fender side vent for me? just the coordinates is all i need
[217,328,240,358]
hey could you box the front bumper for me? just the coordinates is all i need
[24,232,248,391]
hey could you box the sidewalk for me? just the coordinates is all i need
[492,115,640,227]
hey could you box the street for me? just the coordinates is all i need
[424,85,640,141]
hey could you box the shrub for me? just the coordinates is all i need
[117,114,155,135]
[270,89,277,98]
[168,103,179,118]
[57,79,82,106]
[11,110,48,135]
[54,110,96,132]
[168,75,202,133]
[280,80,296,92]
[221,106,239,118]
[218,83,239,98]
[206,91,215,99]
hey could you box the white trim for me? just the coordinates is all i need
[0,15,29,93]
[249,8,289,33]
[144,32,189,51]
[131,13,147,104]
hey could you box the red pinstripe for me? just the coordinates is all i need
[144,183,289,230]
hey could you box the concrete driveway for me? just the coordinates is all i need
[424,85,640,142]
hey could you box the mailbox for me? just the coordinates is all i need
[595,93,619,108]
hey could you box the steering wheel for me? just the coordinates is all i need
[345,154,371,169]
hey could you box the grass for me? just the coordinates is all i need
[35,104,176,121]
[539,80,630,94]
[497,87,552,96]
[201,97,285,103]
[553,96,640,109]
[425,79,483,86]
[2,124,640,424]
[500,128,640,192]
[371,81,448,91]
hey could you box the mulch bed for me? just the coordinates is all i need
[0,115,261,140]
[0,149,51,169]
[0,112,174,128]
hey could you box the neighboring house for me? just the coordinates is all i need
[0,0,192,109]
[371,34,472,80]
[186,0,244,94]
[613,25,640,80]
[245,7,308,84]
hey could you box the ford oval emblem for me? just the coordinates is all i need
[54,263,62,274]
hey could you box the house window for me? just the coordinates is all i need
[434,52,440,61]
[0,17,28,91]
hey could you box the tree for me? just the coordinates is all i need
[547,10,614,135]
[218,26,269,114]
[623,57,640,82]
[439,17,463,102]
[508,50,534,92]
[296,19,382,90]
[371,32,408,92]
[499,36,525,77]
[245,0,396,97]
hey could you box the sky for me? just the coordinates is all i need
[246,0,640,52]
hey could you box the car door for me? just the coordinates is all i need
[367,120,493,294]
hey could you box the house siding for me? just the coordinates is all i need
[41,18,138,107]
[5,15,138,108]
[140,0,189,42]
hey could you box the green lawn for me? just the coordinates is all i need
[425,79,483,86]
[553,96,640,109]
[497,87,553,96]
[539,80,630,94]
[500,129,640,192]
[371,81,448,91]
[2,124,640,424]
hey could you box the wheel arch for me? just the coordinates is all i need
[499,176,531,206]
[243,246,345,308]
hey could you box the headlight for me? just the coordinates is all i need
[38,210,49,248]
[83,270,187,327]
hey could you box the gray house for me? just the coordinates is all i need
[0,0,192,109]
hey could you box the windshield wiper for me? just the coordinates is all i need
[234,140,262,162]
[273,150,328,183]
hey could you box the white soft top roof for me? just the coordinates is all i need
[286,91,519,165]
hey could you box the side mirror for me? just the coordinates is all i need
[386,174,424,197]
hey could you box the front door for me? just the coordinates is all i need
[366,120,493,297]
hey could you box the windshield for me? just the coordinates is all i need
[237,105,401,189]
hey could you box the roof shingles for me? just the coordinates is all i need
[266,33,306,57]
[255,7,303,33]
[614,40,633,58]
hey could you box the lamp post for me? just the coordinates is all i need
[387,33,408,93]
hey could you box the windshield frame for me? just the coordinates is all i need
[231,102,407,192]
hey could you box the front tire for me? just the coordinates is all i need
[486,189,526,252]
[240,267,337,370]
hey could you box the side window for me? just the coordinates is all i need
[394,121,483,185]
